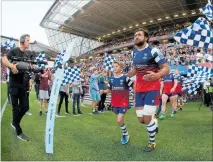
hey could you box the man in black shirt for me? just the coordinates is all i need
[23,72,32,116]
[2,34,31,141]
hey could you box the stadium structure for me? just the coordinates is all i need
[40,0,206,57]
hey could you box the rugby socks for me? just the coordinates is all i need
[120,124,128,136]
[146,120,157,144]
[172,107,177,114]
[161,110,166,115]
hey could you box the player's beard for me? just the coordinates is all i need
[135,39,145,47]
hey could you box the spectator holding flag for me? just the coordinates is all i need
[72,79,83,115]
[98,70,108,112]
[39,68,51,115]
[89,68,101,114]
[57,84,70,116]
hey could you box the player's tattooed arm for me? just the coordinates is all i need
[144,63,169,81]
[157,63,170,79]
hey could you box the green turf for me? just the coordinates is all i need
[1,83,8,108]
[1,85,212,161]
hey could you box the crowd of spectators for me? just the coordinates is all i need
[1,40,212,85]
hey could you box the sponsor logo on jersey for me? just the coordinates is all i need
[112,87,124,90]
[134,64,148,69]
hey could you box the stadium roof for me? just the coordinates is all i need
[40,0,206,41]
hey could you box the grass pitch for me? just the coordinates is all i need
[1,83,212,161]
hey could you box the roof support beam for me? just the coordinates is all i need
[60,0,81,10]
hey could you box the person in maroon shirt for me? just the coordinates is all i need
[38,68,51,115]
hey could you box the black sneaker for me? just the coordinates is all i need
[172,110,177,114]
[92,111,98,115]
[180,108,182,111]
[45,111,48,114]
[65,112,70,115]
[78,110,83,115]
[17,133,29,141]
[144,143,156,152]
[39,111,42,116]
[73,112,77,115]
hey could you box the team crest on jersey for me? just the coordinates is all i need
[143,53,148,59]
[110,78,114,83]
[120,79,123,85]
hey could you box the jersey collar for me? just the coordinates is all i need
[137,44,149,51]
[114,74,123,78]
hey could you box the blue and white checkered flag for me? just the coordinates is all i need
[62,66,81,86]
[103,53,116,71]
[182,82,201,95]
[54,50,66,67]
[2,37,16,50]
[200,0,213,21]
[35,52,47,69]
[183,65,213,94]
[174,17,213,49]
[54,53,62,67]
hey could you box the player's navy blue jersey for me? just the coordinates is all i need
[162,73,177,94]
[108,75,133,108]
[132,44,167,92]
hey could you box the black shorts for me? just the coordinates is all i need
[177,93,183,97]
[164,93,177,97]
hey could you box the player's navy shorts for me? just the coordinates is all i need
[135,90,160,107]
[112,107,127,115]
[163,93,178,97]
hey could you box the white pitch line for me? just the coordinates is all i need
[1,99,8,121]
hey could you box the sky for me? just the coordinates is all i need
[2,0,54,46]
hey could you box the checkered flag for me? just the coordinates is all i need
[54,50,66,67]
[35,52,47,69]
[2,37,16,50]
[199,0,213,21]
[103,53,116,71]
[174,17,213,49]
[183,65,213,94]
[61,66,81,86]
[187,64,213,78]
[182,82,201,95]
